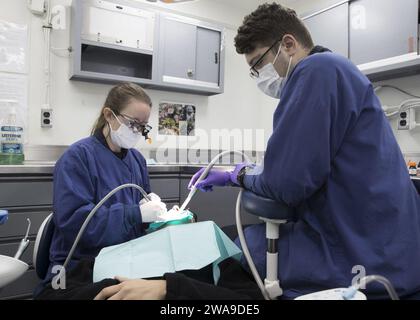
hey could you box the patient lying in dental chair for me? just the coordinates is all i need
[35,256,263,300]
[34,222,263,300]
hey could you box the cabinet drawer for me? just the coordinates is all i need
[0,207,51,238]
[149,176,179,200]
[0,178,53,207]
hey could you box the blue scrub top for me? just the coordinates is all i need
[241,51,420,299]
[44,133,151,286]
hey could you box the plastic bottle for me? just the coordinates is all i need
[408,161,417,176]
[0,100,24,165]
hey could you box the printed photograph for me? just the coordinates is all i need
[158,102,196,136]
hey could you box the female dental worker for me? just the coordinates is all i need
[189,3,420,300]
[35,83,167,296]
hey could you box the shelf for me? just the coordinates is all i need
[81,39,153,56]
[80,43,153,79]
[358,53,420,82]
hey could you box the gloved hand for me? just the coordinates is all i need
[139,193,167,223]
[188,163,249,192]
[139,192,162,205]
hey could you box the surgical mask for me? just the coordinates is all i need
[255,46,293,99]
[108,111,141,149]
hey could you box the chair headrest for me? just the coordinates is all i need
[33,214,55,280]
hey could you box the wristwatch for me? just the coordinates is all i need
[237,165,251,188]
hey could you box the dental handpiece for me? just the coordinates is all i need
[14,218,31,260]
[179,165,212,212]
[179,151,252,213]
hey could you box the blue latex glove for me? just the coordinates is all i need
[188,163,248,192]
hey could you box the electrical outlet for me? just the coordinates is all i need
[41,108,53,128]
[398,109,417,130]
[398,110,410,130]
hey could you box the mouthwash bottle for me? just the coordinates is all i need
[0,100,24,165]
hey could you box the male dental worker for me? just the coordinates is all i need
[189,3,420,299]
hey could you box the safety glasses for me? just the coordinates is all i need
[119,113,152,137]
[249,40,280,79]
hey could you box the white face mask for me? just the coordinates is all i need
[255,45,293,99]
[109,111,141,149]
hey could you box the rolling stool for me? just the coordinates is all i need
[240,190,295,299]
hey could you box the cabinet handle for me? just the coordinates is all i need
[187,69,194,77]
[116,39,123,44]
[215,52,219,64]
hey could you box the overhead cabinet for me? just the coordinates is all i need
[70,0,225,95]
[81,0,155,51]
[349,0,418,65]
[158,15,222,91]
[303,2,349,58]
[302,0,420,81]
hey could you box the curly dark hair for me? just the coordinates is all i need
[234,2,314,54]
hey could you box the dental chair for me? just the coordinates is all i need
[33,213,54,280]
[239,190,295,299]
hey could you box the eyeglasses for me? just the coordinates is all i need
[119,113,152,138]
[249,40,280,79]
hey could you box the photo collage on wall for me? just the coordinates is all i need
[158,102,196,136]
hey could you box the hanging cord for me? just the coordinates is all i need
[375,84,420,99]
[43,0,53,108]
[382,99,420,119]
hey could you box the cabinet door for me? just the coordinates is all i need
[195,27,221,85]
[82,0,155,51]
[350,0,419,65]
[304,2,349,57]
[162,17,197,80]
[149,175,180,200]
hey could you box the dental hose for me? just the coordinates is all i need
[62,184,151,271]
[342,275,399,300]
[179,151,271,300]
[236,189,271,300]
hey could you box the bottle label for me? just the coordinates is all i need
[1,126,23,132]
[1,126,23,154]
[1,143,23,154]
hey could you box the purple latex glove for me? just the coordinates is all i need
[188,163,248,192]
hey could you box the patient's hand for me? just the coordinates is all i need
[94,277,166,300]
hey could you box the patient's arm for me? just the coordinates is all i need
[94,258,263,300]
